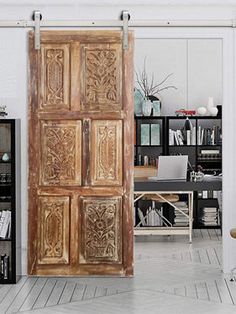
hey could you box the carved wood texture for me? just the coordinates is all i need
[28,31,134,276]
[81,44,122,111]
[91,120,122,186]
[80,197,122,264]
[40,120,81,186]
[40,44,70,110]
[38,196,70,264]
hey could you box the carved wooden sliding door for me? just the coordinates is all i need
[28,31,134,276]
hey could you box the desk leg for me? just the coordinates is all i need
[189,192,194,243]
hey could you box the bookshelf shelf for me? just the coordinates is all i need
[169,145,196,147]
[0,120,21,284]
[135,116,165,120]
[198,145,221,147]
[135,145,162,148]
[198,159,221,162]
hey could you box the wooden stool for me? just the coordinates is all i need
[230,228,236,239]
[143,194,179,203]
[230,228,236,281]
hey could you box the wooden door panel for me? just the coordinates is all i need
[79,197,122,264]
[80,43,122,112]
[40,44,70,111]
[40,120,82,186]
[38,196,70,265]
[29,31,134,276]
[91,120,122,186]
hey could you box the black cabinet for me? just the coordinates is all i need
[0,119,21,283]
[134,116,165,166]
[134,115,222,229]
[166,116,222,228]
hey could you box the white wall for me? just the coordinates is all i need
[0,1,235,275]
[134,38,222,115]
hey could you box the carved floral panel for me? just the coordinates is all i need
[38,196,70,264]
[81,44,122,111]
[40,44,70,110]
[80,197,122,264]
[91,120,122,186]
[40,120,81,186]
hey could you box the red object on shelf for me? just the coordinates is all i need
[175,109,196,116]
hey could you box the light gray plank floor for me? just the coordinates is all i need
[1,228,235,314]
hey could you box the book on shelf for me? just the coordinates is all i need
[136,155,158,167]
[191,127,196,145]
[199,221,218,226]
[169,127,196,145]
[174,201,189,226]
[0,255,4,278]
[187,130,191,145]
[151,124,160,145]
[197,126,222,145]
[174,131,179,145]
[174,221,189,226]
[174,201,189,207]
[0,211,6,233]
[201,207,218,213]
[176,130,184,145]
[140,123,161,146]
[146,207,163,227]
[200,190,220,199]
[141,124,150,145]
[137,207,146,226]
[0,254,9,280]
[200,215,218,221]
[0,210,11,239]
[169,129,175,145]
[199,206,219,225]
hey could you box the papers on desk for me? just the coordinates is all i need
[203,174,222,181]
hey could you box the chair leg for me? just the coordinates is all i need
[230,267,236,281]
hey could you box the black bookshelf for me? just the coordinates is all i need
[166,116,222,229]
[0,119,21,284]
[134,115,222,229]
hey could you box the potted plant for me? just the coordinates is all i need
[135,58,177,116]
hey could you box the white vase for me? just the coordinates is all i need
[207,96,214,109]
[142,99,152,116]
[197,107,207,116]
[208,106,218,116]
[206,97,218,116]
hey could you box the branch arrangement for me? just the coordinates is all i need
[135,58,177,98]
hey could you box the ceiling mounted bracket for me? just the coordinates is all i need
[33,11,42,50]
[121,11,130,50]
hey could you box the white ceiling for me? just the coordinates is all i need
[0,0,235,7]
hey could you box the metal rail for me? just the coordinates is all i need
[0,10,235,49]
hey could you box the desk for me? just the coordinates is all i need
[134,179,222,243]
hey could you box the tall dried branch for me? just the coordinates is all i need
[135,59,177,98]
